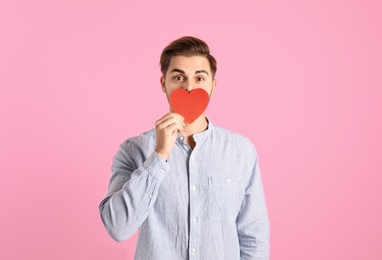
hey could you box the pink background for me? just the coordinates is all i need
[1,0,381,259]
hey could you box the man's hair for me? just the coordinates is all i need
[160,36,217,78]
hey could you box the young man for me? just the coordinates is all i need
[99,36,270,259]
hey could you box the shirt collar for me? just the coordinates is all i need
[176,117,214,144]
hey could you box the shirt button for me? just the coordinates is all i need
[191,248,196,254]
[149,195,153,199]
[180,136,183,140]
[227,179,231,183]
[192,218,197,222]
[160,169,165,173]
[192,185,196,191]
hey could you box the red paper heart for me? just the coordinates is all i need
[169,88,210,124]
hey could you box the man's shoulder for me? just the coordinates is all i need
[210,123,254,146]
[209,123,257,156]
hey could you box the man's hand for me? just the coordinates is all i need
[155,113,185,161]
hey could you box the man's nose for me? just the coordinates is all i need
[183,81,194,92]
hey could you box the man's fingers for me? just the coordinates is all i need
[156,115,184,127]
[156,113,185,127]
[166,123,183,135]
[154,113,184,161]
[161,120,184,131]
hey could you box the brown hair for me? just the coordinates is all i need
[160,36,217,78]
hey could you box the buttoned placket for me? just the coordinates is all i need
[177,133,205,259]
[188,134,200,259]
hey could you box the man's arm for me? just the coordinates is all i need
[236,148,270,259]
[99,144,169,242]
[99,113,184,242]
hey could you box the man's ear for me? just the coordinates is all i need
[211,78,217,97]
[160,76,166,93]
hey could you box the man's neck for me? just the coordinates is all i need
[179,114,208,149]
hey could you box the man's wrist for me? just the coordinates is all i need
[155,150,168,161]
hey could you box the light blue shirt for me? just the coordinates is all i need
[99,121,270,259]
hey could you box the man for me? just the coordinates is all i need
[99,36,270,259]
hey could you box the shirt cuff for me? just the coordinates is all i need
[143,151,170,182]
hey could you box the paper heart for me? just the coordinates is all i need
[169,88,210,124]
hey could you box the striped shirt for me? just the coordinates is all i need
[99,121,270,259]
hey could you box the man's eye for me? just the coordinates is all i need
[196,77,205,82]
[174,75,184,81]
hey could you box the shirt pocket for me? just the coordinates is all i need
[207,175,244,221]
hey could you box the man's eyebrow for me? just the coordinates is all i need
[195,70,209,75]
[170,68,185,74]
[170,68,209,75]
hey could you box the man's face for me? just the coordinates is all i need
[161,55,216,100]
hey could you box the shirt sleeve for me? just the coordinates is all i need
[99,140,169,242]
[236,147,270,259]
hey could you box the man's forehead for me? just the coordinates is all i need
[168,55,211,73]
